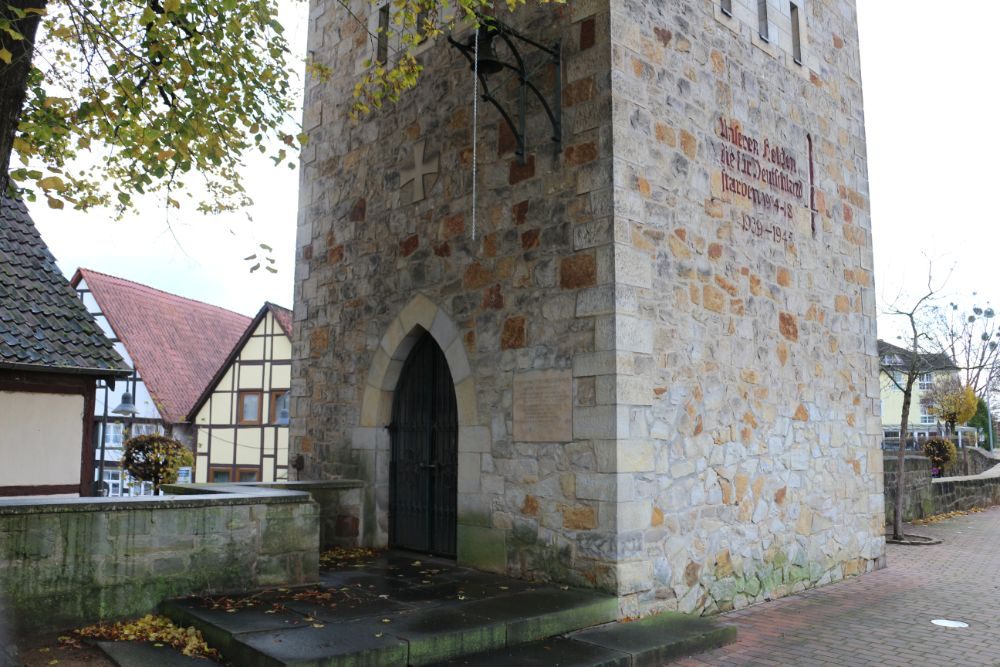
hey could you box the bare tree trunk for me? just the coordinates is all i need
[895,378,915,540]
[0,0,46,192]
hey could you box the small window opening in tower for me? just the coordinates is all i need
[377,4,390,64]
[721,0,733,17]
[758,0,769,42]
[416,7,428,43]
[791,2,803,64]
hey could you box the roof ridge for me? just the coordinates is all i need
[79,267,252,320]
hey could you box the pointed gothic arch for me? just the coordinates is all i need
[352,294,493,561]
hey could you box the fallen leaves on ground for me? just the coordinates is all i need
[912,507,986,525]
[319,546,381,568]
[74,615,220,659]
[199,591,267,611]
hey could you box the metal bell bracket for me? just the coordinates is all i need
[448,15,562,164]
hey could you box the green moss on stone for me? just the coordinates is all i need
[457,524,506,573]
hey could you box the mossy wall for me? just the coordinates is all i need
[0,492,319,637]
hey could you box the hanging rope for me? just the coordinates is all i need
[471,26,479,241]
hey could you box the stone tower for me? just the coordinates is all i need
[293,0,884,616]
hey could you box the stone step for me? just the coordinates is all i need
[162,584,619,666]
[425,612,736,667]
[95,641,215,666]
[571,612,738,666]
[426,637,630,666]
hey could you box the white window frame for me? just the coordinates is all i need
[920,404,935,425]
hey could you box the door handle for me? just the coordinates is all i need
[419,463,438,470]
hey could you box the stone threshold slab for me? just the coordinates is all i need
[163,584,618,666]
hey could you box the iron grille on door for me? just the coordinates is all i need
[388,333,458,556]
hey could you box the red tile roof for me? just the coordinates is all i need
[269,302,293,337]
[72,268,251,423]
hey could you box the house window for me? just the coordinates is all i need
[918,373,933,390]
[757,0,769,41]
[376,4,390,64]
[102,422,125,448]
[96,468,123,497]
[237,468,260,483]
[790,2,802,64]
[920,404,935,425]
[210,468,232,483]
[238,391,263,424]
[271,390,290,425]
[131,422,164,437]
[721,0,732,16]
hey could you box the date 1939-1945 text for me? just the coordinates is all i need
[741,214,793,249]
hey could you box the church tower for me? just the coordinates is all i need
[293,0,883,616]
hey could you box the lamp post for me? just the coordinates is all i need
[94,381,110,496]
[110,389,139,494]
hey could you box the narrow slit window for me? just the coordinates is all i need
[757,0,769,41]
[721,0,732,17]
[376,4,390,64]
[790,2,802,64]
[416,7,428,43]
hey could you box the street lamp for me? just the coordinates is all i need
[98,391,139,497]
[112,391,139,418]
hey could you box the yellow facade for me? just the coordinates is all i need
[193,309,291,483]
[880,369,955,432]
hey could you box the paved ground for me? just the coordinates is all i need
[677,506,1000,667]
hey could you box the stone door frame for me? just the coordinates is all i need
[352,294,505,570]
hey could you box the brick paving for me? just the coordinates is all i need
[677,507,1000,667]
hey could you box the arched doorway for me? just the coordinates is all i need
[389,331,458,556]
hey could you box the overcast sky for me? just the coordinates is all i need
[29,1,998,326]
[31,1,309,317]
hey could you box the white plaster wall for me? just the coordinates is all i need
[0,391,84,487]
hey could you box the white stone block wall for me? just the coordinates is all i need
[606,0,883,615]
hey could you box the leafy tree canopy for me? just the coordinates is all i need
[1,0,554,217]
[2,0,304,215]
[923,375,978,433]
[122,433,193,493]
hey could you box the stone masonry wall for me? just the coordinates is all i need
[0,492,318,636]
[932,474,1000,515]
[882,454,934,525]
[295,0,625,588]
[605,0,884,615]
[294,0,884,617]
[883,453,1000,523]
[962,447,1000,476]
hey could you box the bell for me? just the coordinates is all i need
[474,26,505,76]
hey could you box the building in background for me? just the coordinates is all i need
[70,268,250,494]
[188,303,293,483]
[0,198,129,497]
[878,339,976,446]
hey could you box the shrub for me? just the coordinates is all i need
[922,436,957,476]
[122,434,194,493]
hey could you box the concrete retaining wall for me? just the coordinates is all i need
[0,486,319,636]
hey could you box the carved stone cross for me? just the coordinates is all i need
[400,139,439,203]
